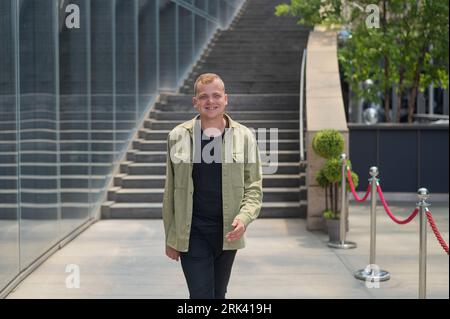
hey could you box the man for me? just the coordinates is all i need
[162,73,263,299]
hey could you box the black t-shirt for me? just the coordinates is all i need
[191,129,225,233]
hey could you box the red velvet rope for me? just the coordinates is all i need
[377,184,419,224]
[426,209,449,255]
[346,168,371,202]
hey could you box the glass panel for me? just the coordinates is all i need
[208,0,218,19]
[178,6,193,81]
[194,13,207,58]
[59,0,91,235]
[19,0,59,269]
[115,0,138,155]
[219,0,228,28]
[195,0,206,12]
[0,0,20,289]
[139,0,158,114]
[159,0,177,90]
[90,0,114,208]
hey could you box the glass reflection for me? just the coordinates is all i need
[19,0,59,269]
[59,0,91,235]
[0,0,20,290]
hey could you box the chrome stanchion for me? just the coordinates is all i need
[355,166,390,282]
[417,188,430,299]
[328,154,357,249]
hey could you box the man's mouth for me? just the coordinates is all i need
[205,106,218,110]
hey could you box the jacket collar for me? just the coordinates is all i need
[181,113,238,131]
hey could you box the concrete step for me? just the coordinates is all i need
[207,43,306,51]
[264,162,304,174]
[215,38,305,46]
[120,161,304,177]
[128,150,301,163]
[195,61,304,68]
[138,129,301,141]
[138,129,171,140]
[127,151,166,163]
[149,111,299,121]
[218,34,308,41]
[132,140,166,151]
[115,175,166,188]
[114,173,305,189]
[259,201,307,218]
[263,187,307,201]
[181,85,300,95]
[202,48,302,55]
[222,29,309,35]
[120,162,167,175]
[263,173,305,187]
[108,188,164,202]
[161,94,299,107]
[144,119,300,130]
[133,139,300,152]
[201,53,301,63]
[155,103,299,112]
[186,74,300,84]
[101,202,162,219]
[101,201,307,219]
[108,186,305,203]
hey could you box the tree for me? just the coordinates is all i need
[313,130,358,219]
[276,0,449,123]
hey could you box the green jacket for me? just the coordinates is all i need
[162,113,263,252]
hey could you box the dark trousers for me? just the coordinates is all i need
[180,229,237,299]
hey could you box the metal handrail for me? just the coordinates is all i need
[299,48,307,162]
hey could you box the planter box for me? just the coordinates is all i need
[325,218,349,242]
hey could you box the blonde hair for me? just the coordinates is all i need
[194,73,225,96]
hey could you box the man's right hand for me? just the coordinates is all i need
[166,245,180,261]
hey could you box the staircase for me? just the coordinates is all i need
[101,0,311,219]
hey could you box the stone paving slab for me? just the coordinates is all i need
[6,202,448,299]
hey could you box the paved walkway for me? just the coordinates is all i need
[7,202,449,299]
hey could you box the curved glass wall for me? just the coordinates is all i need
[0,0,244,294]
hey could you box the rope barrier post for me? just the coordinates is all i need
[328,153,357,249]
[354,166,390,283]
[417,188,430,299]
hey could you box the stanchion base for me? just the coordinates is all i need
[327,241,357,249]
[354,268,390,282]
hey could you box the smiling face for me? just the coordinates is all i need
[193,78,228,121]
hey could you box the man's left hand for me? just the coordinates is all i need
[225,218,246,242]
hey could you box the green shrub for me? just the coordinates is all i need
[316,168,329,188]
[312,130,344,159]
[323,158,341,183]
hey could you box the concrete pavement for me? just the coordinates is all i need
[6,202,449,299]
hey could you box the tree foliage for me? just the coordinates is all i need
[276,0,449,123]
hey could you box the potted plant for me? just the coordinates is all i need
[313,130,359,241]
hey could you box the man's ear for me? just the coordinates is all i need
[224,93,228,106]
[192,97,197,109]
